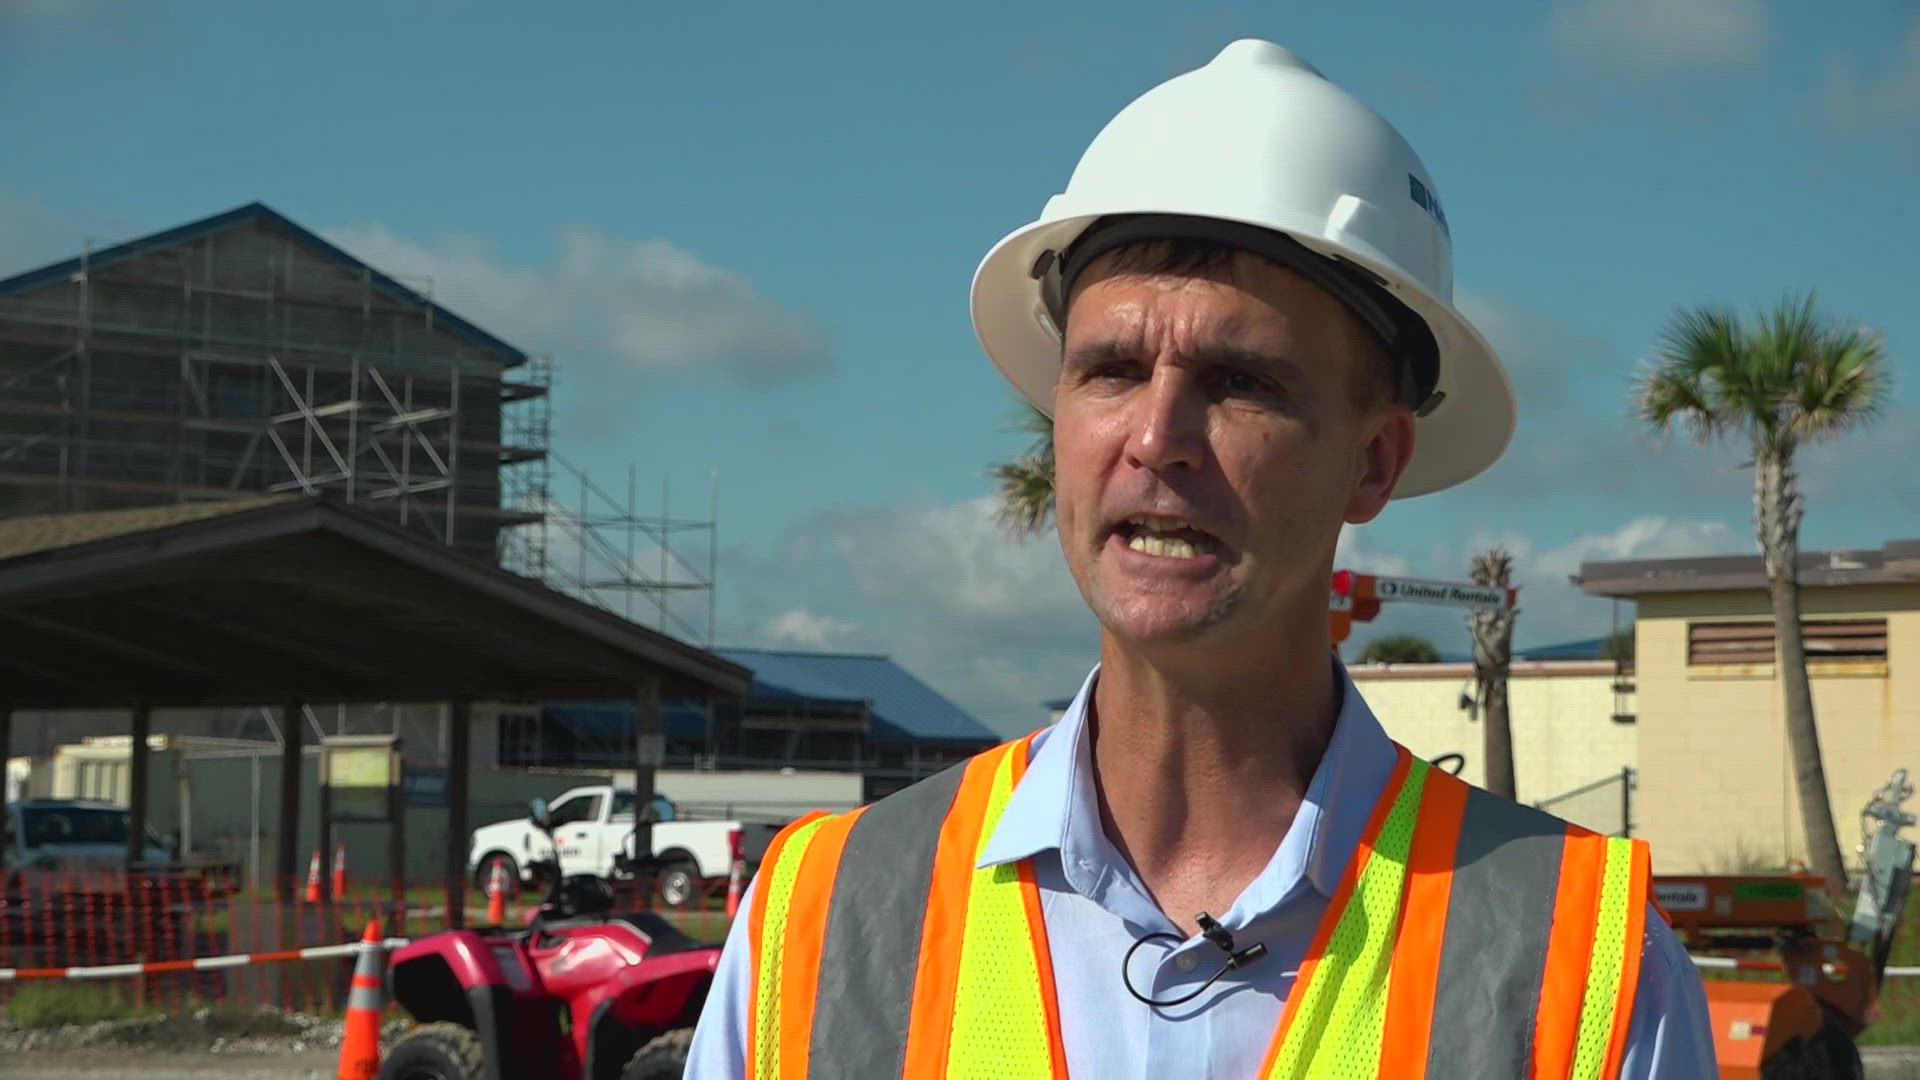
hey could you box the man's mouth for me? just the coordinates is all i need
[1114,515,1222,560]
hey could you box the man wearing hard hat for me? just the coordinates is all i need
[688,40,1715,1077]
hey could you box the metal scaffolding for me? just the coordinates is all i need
[0,217,549,564]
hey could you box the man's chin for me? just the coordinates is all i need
[1092,598,1233,648]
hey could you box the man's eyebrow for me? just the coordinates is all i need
[1062,336,1309,385]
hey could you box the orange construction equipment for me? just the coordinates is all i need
[486,860,508,924]
[331,842,347,899]
[336,919,386,1080]
[725,858,746,919]
[304,850,323,904]
[1663,768,1915,1078]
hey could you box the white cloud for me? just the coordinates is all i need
[762,608,855,648]
[1821,15,1920,131]
[725,496,1095,736]
[1530,516,1740,579]
[1336,524,1414,577]
[324,224,829,383]
[1551,0,1768,69]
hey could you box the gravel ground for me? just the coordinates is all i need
[0,1049,340,1078]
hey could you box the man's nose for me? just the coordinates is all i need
[1122,366,1207,474]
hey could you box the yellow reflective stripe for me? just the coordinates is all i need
[1268,757,1429,1080]
[750,815,830,1080]
[945,743,1055,1078]
[1568,837,1636,1080]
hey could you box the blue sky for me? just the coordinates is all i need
[3,0,1917,734]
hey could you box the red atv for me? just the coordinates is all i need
[378,798,720,1080]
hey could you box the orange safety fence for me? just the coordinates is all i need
[0,867,739,1013]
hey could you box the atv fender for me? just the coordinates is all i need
[583,950,720,1080]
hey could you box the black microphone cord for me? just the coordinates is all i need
[1121,912,1269,1008]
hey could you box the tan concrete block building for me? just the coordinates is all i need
[1348,659,1638,837]
[1577,538,1920,873]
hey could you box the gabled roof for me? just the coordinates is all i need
[716,648,1000,745]
[0,201,527,367]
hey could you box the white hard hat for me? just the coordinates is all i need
[971,39,1515,498]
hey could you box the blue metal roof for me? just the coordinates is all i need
[1515,637,1613,661]
[0,201,528,367]
[717,649,1000,746]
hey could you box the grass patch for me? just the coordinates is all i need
[4,983,150,1028]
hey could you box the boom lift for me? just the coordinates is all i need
[1656,770,1914,1079]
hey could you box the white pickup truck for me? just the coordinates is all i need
[467,786,782,907]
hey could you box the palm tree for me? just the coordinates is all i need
[1468,547,1518,799]
[991,403,1056,536]
[1638,293,1890,889]
[1358,633,1442,664]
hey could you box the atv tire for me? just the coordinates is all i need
[377,1022,485,1080]
[621,1028,694,1080]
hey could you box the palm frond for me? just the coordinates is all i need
[1789,323,1891,443]
[1640,293,1892,455]
[991,454,1056,537]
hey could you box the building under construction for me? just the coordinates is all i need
[0,201,550,567]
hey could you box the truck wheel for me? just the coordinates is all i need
[377,1022,484,1080]
[657,860,700,909]
[620,1028,693,1080]
[473,852,520,893]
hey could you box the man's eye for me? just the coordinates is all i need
[1216,370,1273,395]
[1086,362,1138,382]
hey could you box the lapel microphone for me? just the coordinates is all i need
[1121,911,1270,1008]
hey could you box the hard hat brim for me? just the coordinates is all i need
[970,212,1516,499]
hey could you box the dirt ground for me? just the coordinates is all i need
[0,1049,340,1077]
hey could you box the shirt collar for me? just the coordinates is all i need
[977,658,1401,907]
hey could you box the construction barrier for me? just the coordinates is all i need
[0,868,737,1010]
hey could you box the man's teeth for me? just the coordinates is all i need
[1127,533,1201,559]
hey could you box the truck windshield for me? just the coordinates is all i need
[610,792,675,822]
[19,807,128,847]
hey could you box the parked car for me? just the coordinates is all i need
[467,787,780,907]
[2,799,170,872]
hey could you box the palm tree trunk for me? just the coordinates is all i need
[1756,448,1849,889]
[1470,548,1517,800]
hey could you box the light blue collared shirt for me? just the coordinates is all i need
[688,665,1718,1077]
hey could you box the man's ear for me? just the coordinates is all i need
[1345,407,1415,525]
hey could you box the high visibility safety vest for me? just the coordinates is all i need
[747,735,1652,1080]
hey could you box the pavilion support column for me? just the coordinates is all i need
[126,702,151,873]
[0,702,13,854]
[632,675,661,886]
[445,698,472,929]
[275,700,304,904]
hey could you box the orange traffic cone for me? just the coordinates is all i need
[331,842,348,899]
[336,919,385,1080]
[725,858,746,919]
[486,861,508,924]
[304,850,323,903]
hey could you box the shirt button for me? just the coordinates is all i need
[1175,952,1199,973]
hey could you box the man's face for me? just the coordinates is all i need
[1052,251,1414,650]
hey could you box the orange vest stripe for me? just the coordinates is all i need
[1599,841,1652,1076]
[1532,829,1608,1079]
[748,810,831,1080]
[999,735,1068,1076]
[1254,747,1414,1077]
[1374,766,1469,1076]
[777,807,867,1079]
[900,743,1015,1078]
